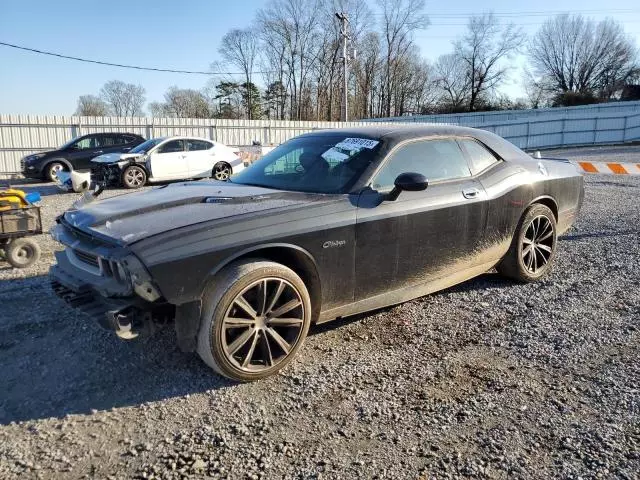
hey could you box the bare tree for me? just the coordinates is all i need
[434,54,471,112]
[376,0,429,116]
[153,87,211,118]
[521,68,553,108]
[529,15,638,100]
[75,95,109,116]
[353,31,381,118]
[218,28,259,119]
[454,13,523,111]
[99,80,146,117]
[256,0,322,120]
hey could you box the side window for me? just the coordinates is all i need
[187,140,213,151]
[123,135,139,144]
[157,140,185,154]
[99,135,121,147]
[73,136,97,150]
[458,139,499,174]
[372,139,471,189]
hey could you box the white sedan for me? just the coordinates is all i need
[91,136,245,189]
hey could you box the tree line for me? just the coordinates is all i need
[75,1,640,120]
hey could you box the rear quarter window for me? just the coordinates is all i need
[458,139,500,174]
[187,140,214,151]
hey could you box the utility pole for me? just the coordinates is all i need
[335,12,349,122]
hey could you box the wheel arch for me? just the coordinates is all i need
[124,162,149,175]
[121,163,149,186]
[527,195,558,221]
[43,157,73,174]
[206,243,322,324]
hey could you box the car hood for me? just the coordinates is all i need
[92,153,144,164]
[62,181,338,244]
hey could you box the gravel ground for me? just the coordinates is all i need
[1,149,639,479]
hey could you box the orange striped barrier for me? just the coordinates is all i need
[572,161,640,175]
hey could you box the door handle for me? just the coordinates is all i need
[462,187,481,199]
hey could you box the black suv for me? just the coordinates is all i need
[21,132,145,182]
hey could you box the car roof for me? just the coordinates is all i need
[296,124,490,141]
[156,136,213,142]
[296,124,527,161]
[83,132,143,137]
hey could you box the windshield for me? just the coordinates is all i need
[130,138,164,154]
[232,135,382,193]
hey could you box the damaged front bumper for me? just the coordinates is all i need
[91,162,124,187]
[49,221,168,339]
[51,272,149,339]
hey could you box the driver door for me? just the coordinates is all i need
[66,134,105,170]
[148,139,187,179]
[355,138,488,301]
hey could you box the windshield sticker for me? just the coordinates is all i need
[334,138,379,150]
[321,148,350,163]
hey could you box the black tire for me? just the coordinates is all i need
[212,162,232,181]
[121,165,147,189]
[45,161,65,182]
[497,204,557,282]
[196,259,311,381]
[5,238,41,268]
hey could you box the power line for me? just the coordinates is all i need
[0,41,271,76]
[372,8,639,18]
[422,20,640,27]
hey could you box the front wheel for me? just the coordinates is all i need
[5,238,41,268]
[45,162,65,182]
[497,204,557,282]
[121,165,147,189]
[212,162,232,181]
[197,259,311,381]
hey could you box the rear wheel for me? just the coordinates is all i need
[197,259,311,381]
[45,162,65,182]
[5,238,41,268]
[212,162,232,181]
[121,165,147,189]
[497,204,557,282]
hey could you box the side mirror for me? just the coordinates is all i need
[385,172,428,201]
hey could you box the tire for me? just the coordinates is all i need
[121,165,147,189]
[5,238,41,268]
[497,204,557,282]
[197,259,312,381]
[45,161,65,182]
[212,162,232,181]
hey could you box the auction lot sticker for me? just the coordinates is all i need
[335,138,380,150]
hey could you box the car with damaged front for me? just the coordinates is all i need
[91,136,244,189]
[50,125,584,381]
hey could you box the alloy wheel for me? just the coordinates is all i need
[125,168,145,187]
[214,164,231,181]
[521,215,555,274]
[221,277,305,373]
[49,163,63,181]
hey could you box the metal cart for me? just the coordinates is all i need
[0,205,42,268]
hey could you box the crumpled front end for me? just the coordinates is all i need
[49,217,170,339]
[91,162,123,187]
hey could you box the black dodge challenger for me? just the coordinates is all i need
[50,126,584,381]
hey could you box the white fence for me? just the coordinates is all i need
[368,100,640,126]
[2,102,640,175]
[461,112,640,150]
[0,116,415,175]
